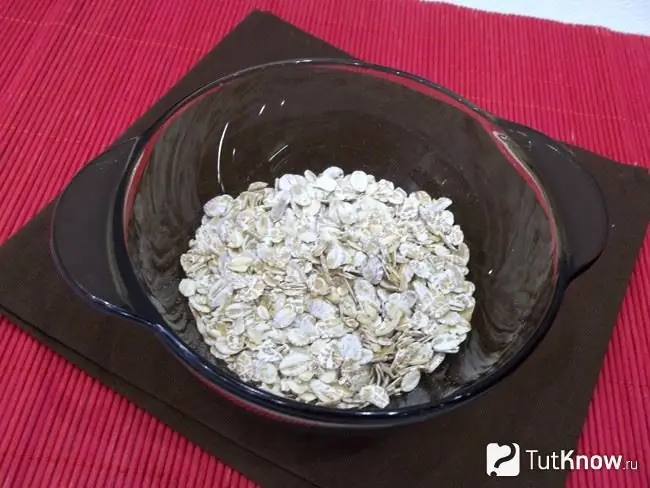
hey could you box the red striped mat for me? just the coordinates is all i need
[0,1,648,486]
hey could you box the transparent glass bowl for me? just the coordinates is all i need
[51,59,607,429]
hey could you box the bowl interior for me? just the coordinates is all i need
[125,62,558,411]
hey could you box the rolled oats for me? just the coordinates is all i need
[180,167,475,409]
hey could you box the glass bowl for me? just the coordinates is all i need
[51,59,607,429]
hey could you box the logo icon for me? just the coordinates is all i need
[486,443,521,477]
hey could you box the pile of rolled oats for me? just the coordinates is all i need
[179,167,475,409]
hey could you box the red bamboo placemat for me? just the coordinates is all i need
[0,1,648,487]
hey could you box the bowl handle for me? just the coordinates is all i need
[50,137,140,319]
[495,119,608,278]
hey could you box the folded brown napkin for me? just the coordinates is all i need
[1,11,649,488]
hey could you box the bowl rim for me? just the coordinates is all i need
[113,57,569,425]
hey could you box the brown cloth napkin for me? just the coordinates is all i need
[1,12,649,488]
